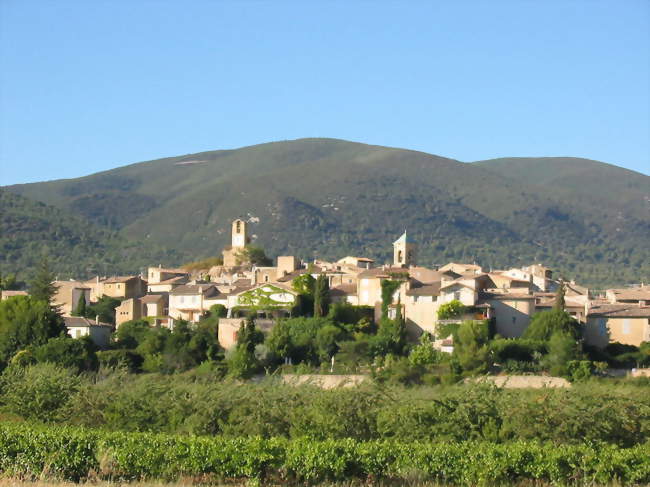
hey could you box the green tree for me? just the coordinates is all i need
[545,331,581,377]
[28,259,59,305]
[32,336,98,373]
[554,281,566,311]
[0,362,81,422]
[237,246,272,266]
[208,303,227,318]
[524,309,581,341]
[453,320,492,375]
[227,316,264,378]
[0,273,18,291]
[292,274,316,295]
[437,300,466,320]
[313,274,331,318]
[0,295,66,368]
[409,333,441,366]
[86,295,121,324]
[72,293,87,317]
[114,319,151,349]
[315,324,345,362]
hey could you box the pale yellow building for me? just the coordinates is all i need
[584,304,650,349]
[103,276,147,300]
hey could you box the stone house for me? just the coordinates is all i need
[584,303,650,348]
[64,316,113,348]
[103,276,147,300]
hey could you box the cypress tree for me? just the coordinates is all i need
[554,281,566,311]
[313,274,330,318]
[28,260,59,307]
[72,293,87,317]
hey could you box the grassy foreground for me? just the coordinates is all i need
[1,422,649,486]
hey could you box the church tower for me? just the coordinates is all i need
[393,231,417,267]
[231,219,249,249]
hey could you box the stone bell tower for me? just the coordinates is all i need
[222,218,250,267]
[393,231,417,267]
[231,219,249,249]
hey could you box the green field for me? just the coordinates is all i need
[1,421,649,485]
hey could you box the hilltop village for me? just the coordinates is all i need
[3,218,648,356]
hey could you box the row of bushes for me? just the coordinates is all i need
[1,422,649,484]
[2,364,650,446]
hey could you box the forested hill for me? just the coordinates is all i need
[3,138,649,287]
[0,189,180,280]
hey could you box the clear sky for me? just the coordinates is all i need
[1,0,648,185]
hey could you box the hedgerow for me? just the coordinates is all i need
[1,422,649,485]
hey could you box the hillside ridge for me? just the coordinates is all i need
[2,138,649,286]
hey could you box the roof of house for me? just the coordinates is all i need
[330,284,358,296]
[155,276,189,286]
[406,282,441,296]
[140,294,166,303]
[480,291,535,300]
[150,267,187,274]
[1,290,29,298]
[358,267,410,279]
[64,316,113,328]
[607,287,650,302]
[587,304,650,318]
[105,275,142,284]
[170,284,220,297]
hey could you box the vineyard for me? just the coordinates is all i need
[1,422,649,485]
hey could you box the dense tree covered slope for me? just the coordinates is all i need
[0,189,179,280]
[3,138,649,286]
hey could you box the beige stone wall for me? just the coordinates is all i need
[53,282,90,316]
[585,316,650,348]
[218,317,246,349]
[490,299,534,337]
[116,298,141,327]
[404,297,437,335]
[277,256,299,278]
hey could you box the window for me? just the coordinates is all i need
[398,250,403,263]
[622,319,632,335]
[454,291,461,301]
[264,275,269,283]
[598,318,607,337]
[236,221,241,233]
[512,316,517,324]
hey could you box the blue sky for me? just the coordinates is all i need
[1,0,648,185]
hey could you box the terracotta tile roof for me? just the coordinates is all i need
[406,282,441,296]
[140,294,166,303]
[357,267,409,279]
[1,290,29,298]
[170,284,220,297]
[588,304,650,318]
[608,287,650,302]
[64,316,113,328]
[480,292,535,300]
[105,276,142,284]
[156,276,189,285]
[330,284,358,296]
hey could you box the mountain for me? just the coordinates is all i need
[3,138,649,287]
[0,189,180,280]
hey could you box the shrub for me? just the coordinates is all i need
[437,300,465,320]
[0,363,81,422]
